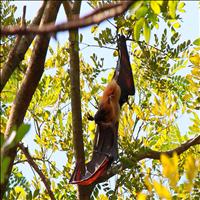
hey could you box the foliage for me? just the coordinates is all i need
[0,1,20,63]
[1,0,200,199]
[1,124,30,186]
[138,153,200,200]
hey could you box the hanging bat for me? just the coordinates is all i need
[94,79,121,126]
[69,34,135,185]
[114,35,135,106]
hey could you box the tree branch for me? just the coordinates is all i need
[18,143,55,200]
[64,1,92,199]
[98,135,200,183]
[0,1,135,36]
[138,134,200,160]
[0,1,47,92]
[0,2,61,198]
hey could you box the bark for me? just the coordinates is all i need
[0,1,61,199]
[0,1,47,92]
[1,1,135,36]
[63,1,91,200]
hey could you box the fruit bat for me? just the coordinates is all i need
[94,79,121,125]
[69,35,135,185]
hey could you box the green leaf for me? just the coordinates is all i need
[129,1,143,14]
[193,38,200,46]
[143,20,151,43]
[150,1,161,15]
[134,17,144,41]
[15,124,30,144]
[2,124,30,151]
[1,157,11,184]
[135,6,148,19]
[33,189,40,198]
[80,33,83,43]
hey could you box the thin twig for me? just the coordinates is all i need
[19,143,56,200]
[80,42,116,51]
[14,157,62,174]
[0,1,136,36]
[136,122,144,140]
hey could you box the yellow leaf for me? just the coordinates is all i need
[160,153,179,187]
[173,22,181,29]
[150,1,161,15]
[168,1,177,19]
[182,94,192,101]
[137,192,147,200]
[88,121,95,132]
[153,181,172,200]
[191,67,200,77]
[134,105,143,119]
[144,175,153,192]
[113,50,118,57]
[15,186,26,198]
[97,194,109,200]
[189,54,200,66]
[184,156,198,182]
[91,25,98,33]
[160,96,167,116]
[151,96,161,115]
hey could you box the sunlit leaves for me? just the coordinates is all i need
[1,1,199,199]
[1,124,30,185]
[189,112,200,134]
[193,38,200,46]
[135,5,148,19]
[141,154,199,199]
[161,153,179,187]
[184,155,200,192]
[189,54,200,66]
[153,180,172,199]
[143,20,151,43]
[91,25,98,34]
[134,17,144,41]
[97,194,109,200]
[144,175,153,192]
[137,192,147,200]
[150,1,161,15]
[168,1,178,19]
[177,2,185,13]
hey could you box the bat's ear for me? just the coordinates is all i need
[113,35,135,106]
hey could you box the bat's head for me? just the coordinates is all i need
[94,80,121,124]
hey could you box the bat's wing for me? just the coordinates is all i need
[69,124,117,185]
[114,35,135,106]
[69,35,135,185]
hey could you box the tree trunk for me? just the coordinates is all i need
[0,1,47,92]
[0,1,61,199]
[63,1,92,199]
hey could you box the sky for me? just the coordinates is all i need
[11,0,200,192]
